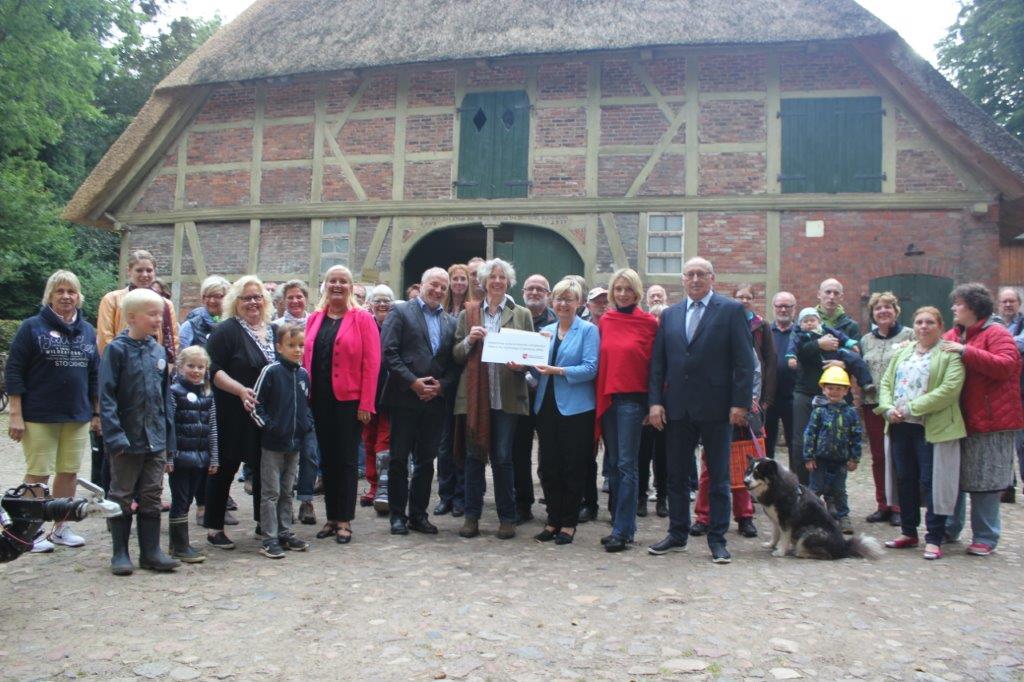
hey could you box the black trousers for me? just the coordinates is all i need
[388,402,445,521]
[665,417,732,547]
[581,443,600,514]
[639,425,668,499]
[313,398,361,522]
[536,407,594,529]
[512,411,538,509]
[205,448,261,530]
[764,396,794,462]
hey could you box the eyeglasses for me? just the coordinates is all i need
[372,300,393,306]
[524,286,550,294]
[240,295,264,303]
[773,303,794,309]
[682,271,711,280]
[554,298,578,305]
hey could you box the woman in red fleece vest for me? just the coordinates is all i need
[595,268,658,553]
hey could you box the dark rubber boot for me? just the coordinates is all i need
[108,516,134,576]
[373,450,390,515]
[168,517,205,563]
[137,514,180,572]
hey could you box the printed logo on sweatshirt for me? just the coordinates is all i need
[36,332,94,369]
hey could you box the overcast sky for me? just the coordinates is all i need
[160,0,962,68]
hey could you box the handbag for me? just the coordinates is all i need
[729,425,766,490]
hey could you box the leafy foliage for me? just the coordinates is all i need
[0,0,218,322]
[938,0,1024,141]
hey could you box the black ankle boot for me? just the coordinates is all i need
[137,515,180,571]
[108,515,133,576]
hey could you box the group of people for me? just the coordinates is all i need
[5,247,1022,572]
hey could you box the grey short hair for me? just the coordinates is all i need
[200,275,230,298]
[477,258,516,289]
[368,284,395,302]
[682,257,715,275]
[421,267,450,285]
[281,279,310,300]
[41,270,83,308]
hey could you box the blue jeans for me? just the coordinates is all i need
[602,397,644,541]
[946,490,1002,548]
[809,460,850,519]
[464,410,518,522]
[890,422,945,545]
[437,393,465,507]
[296,430,320,502]
[169,466,204,518]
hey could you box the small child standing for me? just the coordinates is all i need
[803,366,862,534]
[166,345,219,563]
[251,324,312,558]
[99,287,179,575]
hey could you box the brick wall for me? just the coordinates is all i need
[264,82,316,118]
[600,105,671,145]
[337,118,395,155]
[405,115,453,153]
[698,100,766,143]
[261,167,312,204]
[598,155,647,196]
[537,62,588,99]
[404,160,452,199]
[698,212,767,272]
[700,53,765,92]
[535,107,587,147]
[258,220,312,274]
[262,123,314,161]
[896,149,965,192]
[698,152,766,195]
[135,175,176,212]
[408,69,455,106]
[194,85,256,124]
[532,157,586,197]
[188,128,252,164]
[779,46,873,91]
[126,225,175,275]
[638,154,685,196]
[185,171,250,207]
[194,222,250,275]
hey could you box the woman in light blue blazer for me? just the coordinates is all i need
[531,278,599,545]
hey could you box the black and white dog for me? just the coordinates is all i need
[744,459,883,560]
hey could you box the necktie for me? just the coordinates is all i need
[686,301,703,340]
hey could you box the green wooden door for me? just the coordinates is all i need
[869,274,954,328]
[456,91,529,199]
[780,97,883,193]
[501,225,584,306]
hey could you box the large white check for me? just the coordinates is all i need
[480,328,550,366]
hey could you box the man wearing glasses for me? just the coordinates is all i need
[766,292,798,461]
[512,275,556,523]
[647,257,754,564]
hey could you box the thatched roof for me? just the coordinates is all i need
[158,0,893,90]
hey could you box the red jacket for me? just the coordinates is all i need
[943,318,1023,435]
[303,307,381,414]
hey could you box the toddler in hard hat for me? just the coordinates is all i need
[802,366,862,535]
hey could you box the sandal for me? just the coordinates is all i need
[315,523,338,539]
[335,526,352,544]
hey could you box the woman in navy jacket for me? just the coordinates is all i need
[5,270,99,552]
[530,278,599,545]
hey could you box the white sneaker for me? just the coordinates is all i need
[49,523,85,547]
[31,536,55,553]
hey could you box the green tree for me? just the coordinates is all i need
[938,0,1024,141]
[0,1,218,321]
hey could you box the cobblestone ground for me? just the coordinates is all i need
[1,412,1022,681]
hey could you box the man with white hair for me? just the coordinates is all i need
[379,267,460,535]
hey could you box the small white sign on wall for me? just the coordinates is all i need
[805,220,825,238]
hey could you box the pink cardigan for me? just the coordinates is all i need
[303,307,381,414]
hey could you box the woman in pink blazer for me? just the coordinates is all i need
[303,265,380,544]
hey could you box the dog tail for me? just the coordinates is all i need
[845,534,884,560]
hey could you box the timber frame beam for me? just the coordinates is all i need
[118,191,995,225]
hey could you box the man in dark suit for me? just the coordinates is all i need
[380,267,459,535]
[647,257,754,564]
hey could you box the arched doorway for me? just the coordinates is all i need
[402,224,584,304]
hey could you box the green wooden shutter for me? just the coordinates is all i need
[457,91,529,199]
[781,97,883,193]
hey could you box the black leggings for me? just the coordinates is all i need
[205,450,261,530]
[313,398,361,523]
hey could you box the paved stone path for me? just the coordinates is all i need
[1,413,1022,680]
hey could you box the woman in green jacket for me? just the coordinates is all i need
[876,306,966,560]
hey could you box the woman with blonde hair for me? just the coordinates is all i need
[203,275,276,549]
[436,264,471,516]
[303,265,381,544]
[5,270,100,552]
[595,268,658,552]
[96,249,178,359]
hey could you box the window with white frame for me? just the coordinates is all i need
[646,214,684,274]
[320,219,351,275]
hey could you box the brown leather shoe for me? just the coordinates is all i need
[458,518,479,538]
[496,522,516,540]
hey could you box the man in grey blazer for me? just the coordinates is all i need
[647,257,754,564]
[380,267,459,535]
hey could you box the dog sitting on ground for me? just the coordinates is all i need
[744,458,883,560]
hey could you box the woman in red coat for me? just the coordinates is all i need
[303,265,381,544]
[940,283,1023,555]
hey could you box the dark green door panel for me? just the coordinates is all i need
[502,225,584,306]
[456,91,529,199]
[869,274,954,328]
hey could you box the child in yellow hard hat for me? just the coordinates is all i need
[803,366,863,534]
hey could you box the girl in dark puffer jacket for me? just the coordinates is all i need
[167,346,219,563]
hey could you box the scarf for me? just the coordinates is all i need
[453,300,491,464]
[594,307,658,441]
[128,283,176,364]
[816,304,846,328]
